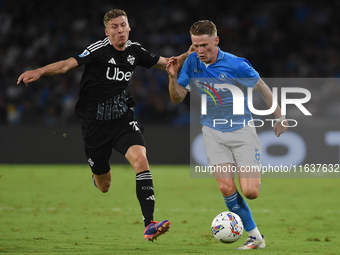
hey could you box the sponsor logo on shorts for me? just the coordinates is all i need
[129,121,140,131]
[88,158,94,167]
[255,148,261,162]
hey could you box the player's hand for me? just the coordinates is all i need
[17,69,42,86]
[187,44,195,55]
[273,120,288,137]
[166,57,180,78]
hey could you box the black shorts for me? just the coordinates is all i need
[82,110,145,175]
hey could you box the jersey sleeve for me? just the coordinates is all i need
[177,57,191,91]
[237,58,260,88]
[73,48,95,66]
[135,44,160,69]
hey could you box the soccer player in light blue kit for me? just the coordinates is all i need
[166,20,288,249]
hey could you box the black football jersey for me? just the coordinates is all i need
[73,38,160,122]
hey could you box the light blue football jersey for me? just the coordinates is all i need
[178,48,260,132]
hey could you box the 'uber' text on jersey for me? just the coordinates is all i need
[106,67,133,81]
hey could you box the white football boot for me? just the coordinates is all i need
[235,235,265,250]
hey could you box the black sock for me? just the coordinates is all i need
[136,170,155,227]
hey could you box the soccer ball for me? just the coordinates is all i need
[211,211,243,243]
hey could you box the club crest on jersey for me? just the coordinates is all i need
[127,55,135,65]
[219,72,227,80]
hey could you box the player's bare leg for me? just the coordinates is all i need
[238,176,261,199]
[213,163,237,197]
[92,171,111,193]
[125,145,149,174]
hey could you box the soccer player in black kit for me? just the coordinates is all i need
[17,9,193,242]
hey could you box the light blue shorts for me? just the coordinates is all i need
[202,124,262,169]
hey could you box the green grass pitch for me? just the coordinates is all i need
[0,165,339,254]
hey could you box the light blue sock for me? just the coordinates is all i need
[223,191,256,232]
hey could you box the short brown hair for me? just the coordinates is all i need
[190,20,217,36]
[103,9,128,26]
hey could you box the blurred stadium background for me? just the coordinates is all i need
[1,0,340,165]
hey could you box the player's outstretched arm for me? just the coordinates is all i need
[254,78,288,137]
[153,44,194,70]
[17,57,78,86]
[166,57,187,104]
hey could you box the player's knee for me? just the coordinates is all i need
[242,188,259,200]
[97,180,111,193]
[126,146,149,171]
[98,186,110,193]
[131,153,148,171]
[218,181,236,197]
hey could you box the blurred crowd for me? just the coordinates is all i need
[1,0,340,126]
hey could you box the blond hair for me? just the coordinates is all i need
[190,20,217,36]
[103,9,128,26]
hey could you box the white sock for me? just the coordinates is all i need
[246,227,263,240]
